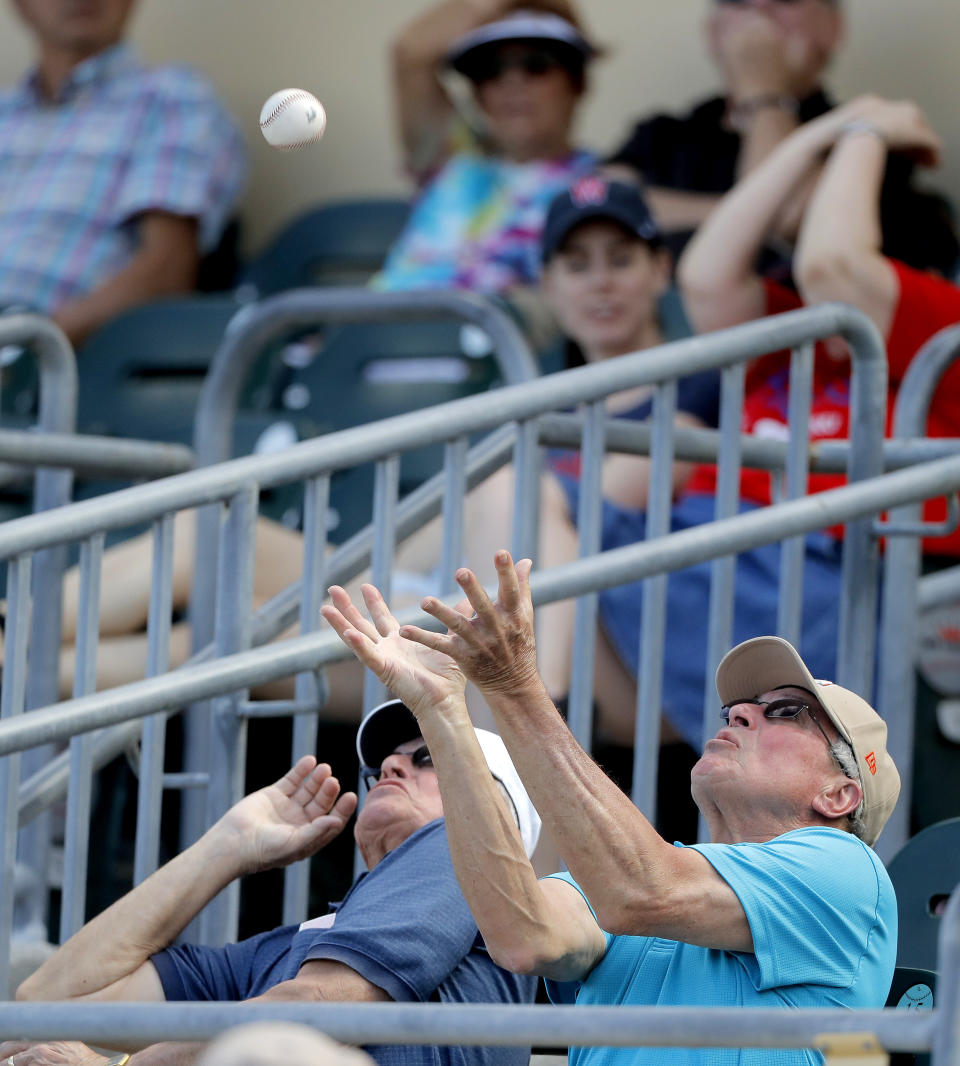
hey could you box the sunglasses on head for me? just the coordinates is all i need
[465,46,568,84]
[362,743,434,791]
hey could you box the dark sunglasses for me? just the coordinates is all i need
[466,47,567,84]
[720,696,844,767]
[362,743,434,791]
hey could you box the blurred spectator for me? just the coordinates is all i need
[606,0,957,279]
[197,1023,375,1066]
[0,0,247,347]
[376,1,599,336]
[24,180,717,761]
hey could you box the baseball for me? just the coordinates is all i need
[259,88,326,150]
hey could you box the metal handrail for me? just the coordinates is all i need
[878,322,960,858]
[3,453,960,759]
[0,889,956,1059]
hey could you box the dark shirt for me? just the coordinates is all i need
[609,90,958,277]
[152,819,536,1066]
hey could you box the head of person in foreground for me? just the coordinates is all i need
[354,696,541,868]
[696,634,899,847]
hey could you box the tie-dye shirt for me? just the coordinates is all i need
[0,43,247,314]
[376,147,596,293]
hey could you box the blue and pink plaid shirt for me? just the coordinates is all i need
[0,43,247,313]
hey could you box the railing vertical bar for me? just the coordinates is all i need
[567,402,605,750]
[701,360,746,761]
[283,475,330,927]
[932,886,960,1066]
[778,342,813,645]
[439,439,469,596]
[60,533,104,939]
[364,457,401,713]
[199,489,258,946]
[633,382,677,819]
[0,555,33,993]
[134,513,177,884]
[837,317,887,696]
[511,420,541,563]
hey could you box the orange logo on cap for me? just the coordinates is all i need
[865,752,877,775]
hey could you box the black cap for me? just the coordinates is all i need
[356,699,421,771]
[541,177,661,264]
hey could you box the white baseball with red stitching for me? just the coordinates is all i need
[259,88,327,150]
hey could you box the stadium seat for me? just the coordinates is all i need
[242,198,411,295]
[886,818,960,971]
[885,966,936,1066]
[268,317,506,540]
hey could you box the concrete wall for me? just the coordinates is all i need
[1,0,956,254]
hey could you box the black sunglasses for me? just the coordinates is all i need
[362,743,434,791]
[720,697,844,767]
[466,47,567,85]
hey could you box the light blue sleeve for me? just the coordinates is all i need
[690,828,897,994]
[541,871,613,1006]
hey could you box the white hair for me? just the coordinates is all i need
[829,735,867,841]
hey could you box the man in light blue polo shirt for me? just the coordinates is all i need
[322,554,901,1066]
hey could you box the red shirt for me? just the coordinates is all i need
[683,260,960,554]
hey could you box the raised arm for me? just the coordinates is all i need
[677,98,883,335]
[391,0,512,179]
[18,758,356,1003]
[794,97,942,337]
[321,584,606,980]
[324,561,753,955]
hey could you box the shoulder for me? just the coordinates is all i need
[693,828,888,896]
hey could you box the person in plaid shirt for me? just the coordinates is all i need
[0,0,247,346]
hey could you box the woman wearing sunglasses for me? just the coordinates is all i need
[377,1,599,334]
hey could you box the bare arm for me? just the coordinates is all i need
[392,0,515,178]
[323,566,752,954]
[18,759,356,1002]
[677,102,869,335]
[600,411,706,511]
[52,213,199,348]
[321,588,607,979]
[794,98,942,337]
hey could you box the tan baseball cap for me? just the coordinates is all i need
[715,636,900,846]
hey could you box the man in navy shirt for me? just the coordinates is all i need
[8,699,540,1066]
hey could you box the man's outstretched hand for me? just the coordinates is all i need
[324,551,543,714]
[321,582,469,719]
[218,757,357,875]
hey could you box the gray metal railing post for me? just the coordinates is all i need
[0,557,33,996]
[0,315,76,950]
[183,289,539,855]
[199,489,259,946]
[932,887,960,1066]
[835,311,887,696]
[878,324,960,860]
[632,381,677,819]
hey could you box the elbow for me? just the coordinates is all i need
[487,939,543,977]
[794,245,860,306]
[16,974,42,1001]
